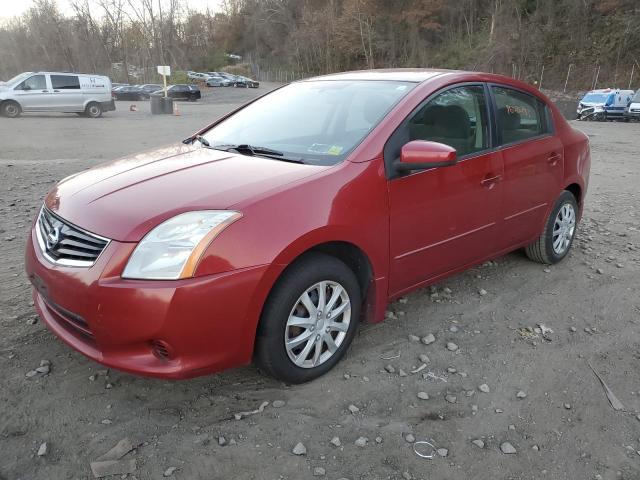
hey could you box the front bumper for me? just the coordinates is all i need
[624,110,640,119]
[25,228,269,379]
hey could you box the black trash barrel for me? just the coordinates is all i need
[151,95,174,114]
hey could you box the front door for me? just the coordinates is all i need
[12,74,51,111]
[387,84,504,296]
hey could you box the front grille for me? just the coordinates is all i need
[36,207,109,267]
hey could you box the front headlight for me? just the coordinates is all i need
[122,210,242,280]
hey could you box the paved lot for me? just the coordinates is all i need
[1,87,640,480]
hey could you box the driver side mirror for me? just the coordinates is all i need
[394,140,458,172]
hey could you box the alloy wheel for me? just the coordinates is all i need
[552,203,576,254]
[284,281,351,368]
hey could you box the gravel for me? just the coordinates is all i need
[500,442,517,454]
[421,334,436,345]
[292,442,307,456]
[354,437,368,447]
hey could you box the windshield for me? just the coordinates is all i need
[5,72,32,86]
[582,93,609,104]
[633,90,640,102]
[202,80,416,165]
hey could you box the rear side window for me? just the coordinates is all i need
[51,75,80,90]
[492,86,548,144]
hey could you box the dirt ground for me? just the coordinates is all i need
[1,86,639,480]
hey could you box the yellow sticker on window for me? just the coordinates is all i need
[327,145,343,155]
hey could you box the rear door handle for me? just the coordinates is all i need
[41,90,49,93]
[481,174,502,189]
[53,89,60,93]
[548,152,562,166]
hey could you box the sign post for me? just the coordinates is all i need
[157,65,171,98]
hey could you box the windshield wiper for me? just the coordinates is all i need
[213,143,283,156]
[194,135,210,147]
[211,144,305,164]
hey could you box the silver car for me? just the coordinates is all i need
[0,72,115,118]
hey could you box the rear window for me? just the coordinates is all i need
[51,75,80,90]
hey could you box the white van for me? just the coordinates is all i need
[0,72,115,118]
[624,89,640,121]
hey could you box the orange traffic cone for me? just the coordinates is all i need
[129,104,138,112]
[173,102,181,116]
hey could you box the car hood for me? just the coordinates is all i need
[45,143,328,241]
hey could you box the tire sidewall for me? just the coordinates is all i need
[257,254,361,383]
[544,191,579,263]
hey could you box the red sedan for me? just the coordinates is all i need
[25,69,590,383]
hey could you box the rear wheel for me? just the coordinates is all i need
[85,102,102,118]
[1,101,21,118]
[525,190,578,264]
[255,253,361,384]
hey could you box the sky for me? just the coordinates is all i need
[0,0,224,19]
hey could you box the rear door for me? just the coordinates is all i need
[49,74,83,111]
[489,85,563,250]
[387,84,504,295]
[12,74,51,111]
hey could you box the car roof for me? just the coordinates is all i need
[304,68,457,83]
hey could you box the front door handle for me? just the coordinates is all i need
[481,174,502,189]
[548,152,562,166]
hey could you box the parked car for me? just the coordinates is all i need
[25,69,590,383]
[623,89,640,121]
[188,72,211,83]
[0,71,115,118]
[233,75,259,88]
[218,72,240,83]
[112,85,149,101]
[576,88,634,121]
[139,84,163,94]
[152,84,201,101]
[206,76,232,87]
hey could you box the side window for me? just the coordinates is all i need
[492,86,546,144]
[407,85,489,157]
[16,75,46,91]
[51,75,80,90]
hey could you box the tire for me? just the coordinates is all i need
[525,190,579,264]
[1,101,21,118]
[85,102,102,118]
[255,252,361,384]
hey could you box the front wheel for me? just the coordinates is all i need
[1,101,21,118]
[255,253,361,384]
[525,190,578,264]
